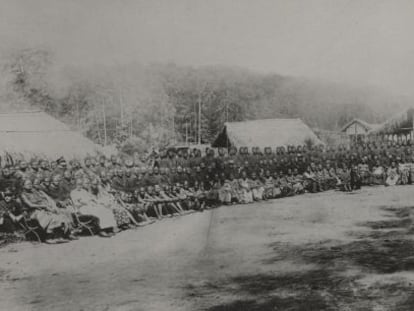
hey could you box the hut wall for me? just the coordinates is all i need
[344,122,369,136]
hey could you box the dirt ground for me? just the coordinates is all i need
[1,186,414,311]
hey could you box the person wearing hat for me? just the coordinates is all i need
[223,159,235,178]
[175,149,185,169]
[165,149,178,169]
[216,148,228,172]
[123,167,137,193]
[30,158,40,172]
[26,159,40,181]
[53,157,67,176]
[155,149,167,168]
[60,170,76,193]
[83,157,98,180]
[15,161,30,183]
[47,175,68,201]
[95,155,107,176]
[171,166,185,185]
[111,168,126,191]
[39,160,52,180]
[0,166,18,194]
[349,164,362,190]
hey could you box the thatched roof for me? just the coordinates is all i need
[212,118,323,148]
[370,108,414,135]
[340,118,381,132]
[0,111,101,159]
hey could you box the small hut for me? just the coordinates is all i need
[212,118,323,149]
[0,111,101,160]
[340,118,380,142]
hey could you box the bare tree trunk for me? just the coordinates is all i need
[225,101,228,123]
[412,111,414,140]
[93,102,102,145]
[130,117,133,137]
[95,112,102,145]
[18,56,24,74]
[102,97,107,146]
[119,89,124,128]
[76,100,80,130]
[185,122,188,144]
[198,93,201,144]
[111,95,120,140]
[172,115,175,144]
[194,102,197,144]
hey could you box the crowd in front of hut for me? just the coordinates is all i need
[0,139,414,243]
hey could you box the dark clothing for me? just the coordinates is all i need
[350,170,362,190]
[0,200,22,233]
[0,176,18,193]
[123,176,138,193]
[0,216,18,233]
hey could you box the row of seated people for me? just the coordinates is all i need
[1,152,412,243]
[0,175,205,242]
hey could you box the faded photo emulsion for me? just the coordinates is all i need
[0,1,413,310]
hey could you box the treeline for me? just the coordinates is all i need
[0,48,409,153]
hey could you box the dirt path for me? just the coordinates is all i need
[1,186,414,311]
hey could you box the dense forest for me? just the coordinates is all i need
[0,48,410,153]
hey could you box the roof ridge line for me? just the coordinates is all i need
[225,118,301,124]
[0,110,44,114]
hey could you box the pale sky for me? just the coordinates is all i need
[1,0,414,96]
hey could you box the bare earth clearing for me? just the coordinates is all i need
[1,186,414,311]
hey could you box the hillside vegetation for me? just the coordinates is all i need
[0,48,409,151]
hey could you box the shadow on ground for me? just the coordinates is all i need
[360,206,412,230]
[206,295,331,311]
[186,205,414,311]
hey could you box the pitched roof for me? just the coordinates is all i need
[0,111,71,132]
[0,111,101,159]
[212,118,323,148]
[340,118,381,132]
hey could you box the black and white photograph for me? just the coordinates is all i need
[0,0,414,310]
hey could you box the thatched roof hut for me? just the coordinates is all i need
[370,108,414,135]
[212,118,323,148]
[0,111,101,159]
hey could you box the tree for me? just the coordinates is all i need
[0,48,404,153]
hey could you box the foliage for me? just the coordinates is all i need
[119,136,147,155]
[0,48,410,151]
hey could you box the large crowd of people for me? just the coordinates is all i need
[0,139,413,243]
